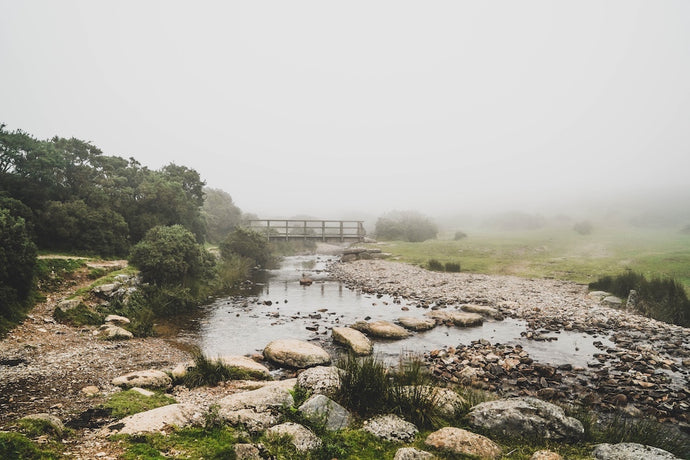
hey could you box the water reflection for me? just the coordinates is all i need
[166,255,612,367]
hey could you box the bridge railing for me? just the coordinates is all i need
[247,219,366,242]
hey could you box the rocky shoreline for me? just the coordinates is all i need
[330,259,690,429]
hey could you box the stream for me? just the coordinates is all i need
[164,254,613,368]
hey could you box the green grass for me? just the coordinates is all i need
[101,389,177,419]
[373,226,690,292]
[0,432,62,459]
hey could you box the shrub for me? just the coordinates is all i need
[589,272,690,327]
[427,259,444,271]
[0,209,37,332]
[573,220,593,235]
[220,227,272,267]
[334,354,390,417]
[374,211,438,242]
[445,262,461,272]
[454,230,467,240]
[129,225,215,287]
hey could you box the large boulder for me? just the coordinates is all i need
[468,397,584,441]
[112,370,172,389]
[266,422,322,452]
[173,355,271,380]
[93,324,133,340]
[296,366,341,397]
[425,310,483,327]
[105,314,130,325]
[263,339,331,368]
[592,443,680,460]
[397,316,436,332]
[218,379,296,432]
[332,327,373,355]
[298,394,351,430]
[425,427,502,459]
[218,379,295,413]
[362,414,418,443]
[461,304,502,319]
[110,403,200,435]
[351,320,410,339]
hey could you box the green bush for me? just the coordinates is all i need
[573,220,593,235]
[0,209,37,334]
[129,225,215,287]
[220,227,272,267]
[334,354,390,417]
[454,230,467,240]
[0,432,61,459]
[427,259,444,271]
[444,262,461,272]
[590,272,690,326]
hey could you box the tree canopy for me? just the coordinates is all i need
[0,123,232,255]
[375,210,438,242]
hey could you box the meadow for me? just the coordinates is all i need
[370,225,690,292]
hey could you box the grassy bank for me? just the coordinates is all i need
[371,226,690,291]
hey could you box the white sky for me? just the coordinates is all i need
[1,1,689,218]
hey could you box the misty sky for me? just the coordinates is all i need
[1,1,689,218]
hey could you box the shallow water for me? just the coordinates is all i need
[168,255,613,367]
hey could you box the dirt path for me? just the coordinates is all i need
[0,261,191,458]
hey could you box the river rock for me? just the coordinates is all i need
[57,299,80,310]
[218,379,295,413]
[296,366,341,397]
[602,296,623,308]
[592,443,680,459]
[112,369,172,389]
[111,403,200,435]
[468,397,584,441]
[234,443,261,460]
[266,422,322,452]
[424,426,502,459]
[362,414,418,442]
[461,304,502,319]
[588,291,610,301]
[263,339,331,368]
[93,324,133,340]
[351,320,410,339]
[298,394,351,430]
[393,447,435,460]
[425,310,483,327]
[531,451,563,460]
[105,314,130,325]
[332,326,373,355]
[397,316,437,331]
[20,413,64,437]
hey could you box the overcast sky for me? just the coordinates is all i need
[1,1,689,219]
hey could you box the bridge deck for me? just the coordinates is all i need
[247,219,366,242]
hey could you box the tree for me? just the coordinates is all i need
[220,227,272,267]
[202,188,242,243]
[0,209,37,323]
[375,211,438,242]
[129,225,215,287]
[37,200,129,256]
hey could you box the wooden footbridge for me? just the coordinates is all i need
[247,219,366,242]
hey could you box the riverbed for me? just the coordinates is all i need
[172,255,613,368]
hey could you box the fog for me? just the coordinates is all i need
[2,1,689,223]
